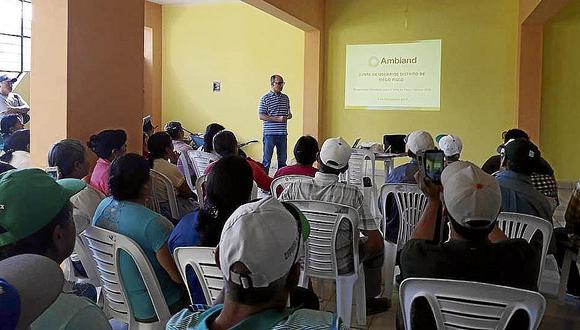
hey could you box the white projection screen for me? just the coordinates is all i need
[345,40,441,111]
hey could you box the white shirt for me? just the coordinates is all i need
[8,150,30,169]
[0,92,28,116]
[69,185,104,262]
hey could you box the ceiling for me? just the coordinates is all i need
[149,0,237,5]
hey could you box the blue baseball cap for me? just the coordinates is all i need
[0,75,17,84]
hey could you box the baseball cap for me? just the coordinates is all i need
[406,130,435,154]
[219,197,309,289]
[0,168,85,247]
[441,161,501,230]
[319,137,352,170]
[501,138,540,163]
[438,134,463,157]
[0,254,64,329]
[0,75,17,84]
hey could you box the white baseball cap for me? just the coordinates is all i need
[406,130,435,154]
[441,161,501,230]
[319,137,352,170]
[219,197,305,288]
[438,134,463,157]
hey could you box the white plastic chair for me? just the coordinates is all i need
[399,278,546,330]
[82,226,171,329]
[270,174,311,198]
[188,150,218,178]
[558,248,580,300]
[179,153,195,192]
[497,212,557,294]
[288,200,367,327]
[379,183,428,300]
[346,148,375,188]
[149,169,179,220]
[173,247,224,305]
[195,175,207,208]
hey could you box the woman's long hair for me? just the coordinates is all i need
[196,155,253,246]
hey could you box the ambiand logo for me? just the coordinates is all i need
[368,56,418,67]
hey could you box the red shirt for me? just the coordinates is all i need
[274,164,317,178]
[205,157,274,192]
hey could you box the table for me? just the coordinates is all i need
[374,152,407,178]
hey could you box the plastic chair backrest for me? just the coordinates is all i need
[150,169,179,220]
[287,200,360,278]
[75,234,102,287]
[379,183,428,247]
[196,175,207,208]
[82,226,171,328]
[497,212,553,289]
[347,148,375,188]
[173,247,223,305]
[189,150,218,177]
[270,175,312,198]
[251,181,258,200]
[179,153,195,192]
[400,278,546,330]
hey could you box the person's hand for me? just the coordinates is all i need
[414,171,441,201]
[276,116,287,123]
[287,113,292,120]
[169,150,180,164]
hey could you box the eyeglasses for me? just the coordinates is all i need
[273,81,285,85]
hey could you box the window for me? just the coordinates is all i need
[0,0,32,74]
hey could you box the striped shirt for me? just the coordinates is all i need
[166,304,345,330]
[259,90,290,136]
[279,172,380,274]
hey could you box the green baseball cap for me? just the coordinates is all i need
[0,168,86,247]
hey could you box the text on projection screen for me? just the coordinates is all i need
[345,40,441,111]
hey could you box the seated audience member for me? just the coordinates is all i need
[0,169,111,330]
[0,114,24,149]
[87,129,127,195]
[0,129,30,169]
[384,130,435,243]
[206,130,273,192]
[143,132,150,159]
[148,132,196,220]
[552,182,580,297]
[199,123,224,155]
[92,153,186,321]
[167,197,345,330]
[386,130,434,184]
[168,155,253,303]
[437,134,462,164]
[0,254,64,329]
[495,138,554,225]
[165,121,196,180]
[280,137,389,314]
[399,162,542,329]
[482,129,558,204]
[274,135,319,178]
[48,139,105,277]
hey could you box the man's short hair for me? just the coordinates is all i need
[213,130,238,157]
[225,261,289,305]
[294,136,319,166]
[48,139,85,177]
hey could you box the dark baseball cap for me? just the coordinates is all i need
[0,75,17,84]
[502,138,540,164]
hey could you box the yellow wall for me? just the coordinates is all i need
[324,0,519,166]
[541,0,580,181]
[162,2,304,161]
[14,73,30,104]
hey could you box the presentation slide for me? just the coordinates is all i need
[345,40,441,110]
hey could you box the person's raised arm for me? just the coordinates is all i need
[411,171,442,240]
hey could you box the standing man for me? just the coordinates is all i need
[258,74,291,173]
[0,75,30,122]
